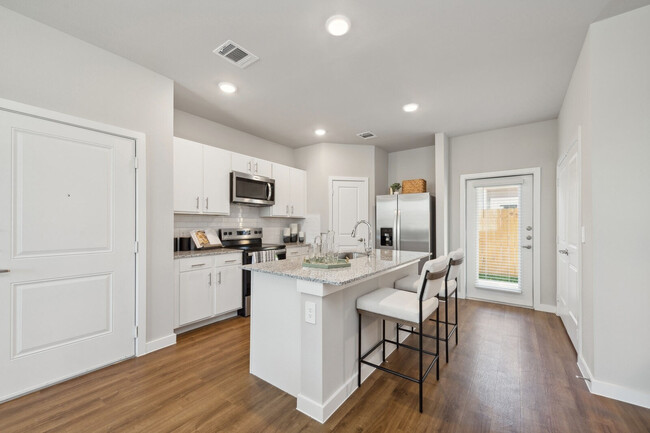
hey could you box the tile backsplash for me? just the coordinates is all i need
[174,204,321,245]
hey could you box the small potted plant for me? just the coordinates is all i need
[390,182,401,195]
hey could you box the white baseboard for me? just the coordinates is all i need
[144,334,176,355]
[578,354,650,408]
[535,303,557,314]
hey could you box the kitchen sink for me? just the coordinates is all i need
[337,252,368,260]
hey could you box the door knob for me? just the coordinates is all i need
[522,245,532,249]
[558,249,569,255]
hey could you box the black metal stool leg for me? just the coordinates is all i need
[419,323,423,413]
[445,297,449,363]
[382,320,386,362]
[455,291,459,345]
[436,307,440,380]
[358,313,361,387]
[396,322,400,348]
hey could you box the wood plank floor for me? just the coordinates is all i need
[1,300,648,432]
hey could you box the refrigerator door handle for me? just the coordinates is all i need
[393,210,398,250]
[397,209,401,250]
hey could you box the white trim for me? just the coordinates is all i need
[578,355,650,408]
[459,167,543,311]
[0,97,148,357]
[536,303,557,314]
[327,176,369,231]
[144,334,176,354]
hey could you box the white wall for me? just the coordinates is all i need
[0,6,175,345]
[374,147,389,197]
[174,109,295,166]
[589,6,650,397]
[449,120,558,307]
[294,143,376,233]
[387,146,436,193]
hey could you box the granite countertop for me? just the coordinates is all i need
[242,249,429,286]
[174,248,242,259]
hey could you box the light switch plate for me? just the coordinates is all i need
[305,301,316,324]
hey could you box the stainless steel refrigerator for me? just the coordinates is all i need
[376,193,435,258]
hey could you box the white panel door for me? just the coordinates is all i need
[331,179,368,250]
[0,110,136,401]
[173,137,203,213]
[290,168,307,218]
[214,265,242,316]
[202,145,230,215]
[557,144,580,350]
[466,175,534,307]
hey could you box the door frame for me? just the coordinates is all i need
[557,128,582,358]
[0,97,148,357]
[328,176,369,231]
[459,167,543,311]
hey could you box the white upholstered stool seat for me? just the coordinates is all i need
[356,287,439,327]
[394,274,457,296]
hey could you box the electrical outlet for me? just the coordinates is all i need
[305,301,316,324]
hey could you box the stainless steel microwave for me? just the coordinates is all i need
[231,171,275,206]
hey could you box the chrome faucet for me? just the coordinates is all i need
[351,220,373,256]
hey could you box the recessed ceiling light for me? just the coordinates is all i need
[403,103,419,112]
[218,82,237,94]
[326,15,351,36]
[315,129,326,136]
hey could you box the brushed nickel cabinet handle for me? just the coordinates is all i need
[0,269,9,273]
[191,263,206,267]
[225,259,238,263]
[205,197,209,210]
[196,196,200,209]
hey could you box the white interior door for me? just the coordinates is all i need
[557,143,580,350]
[0,109,136,401]
[466,175,534,307]
[330,178,368,250]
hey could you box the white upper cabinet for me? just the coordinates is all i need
[231,152,272,178]
[173,137,230,215]
[202,146,231,215]
[290,168,307,218]
[262,164,307,218]
[174,137,204,213]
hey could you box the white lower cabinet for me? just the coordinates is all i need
[176,253,242,328]
[179,267,214,325]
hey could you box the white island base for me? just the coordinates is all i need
[247,251,428,423]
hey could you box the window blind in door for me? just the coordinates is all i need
[474,183,522,292]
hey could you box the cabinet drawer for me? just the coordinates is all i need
[286,247,309,257]
[215,253,242,267]
[179,256,215,272]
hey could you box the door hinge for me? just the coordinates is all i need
[134,326,139,338]
[134,241,139,254]
[134,156,139,169]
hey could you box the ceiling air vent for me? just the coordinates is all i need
[213,40,259,69]
[357,131,377,139]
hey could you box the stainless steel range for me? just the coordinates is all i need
[219,228,286,317]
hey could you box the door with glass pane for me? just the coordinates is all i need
[466,175,534,307]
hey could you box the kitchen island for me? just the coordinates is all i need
[242,249,429,423]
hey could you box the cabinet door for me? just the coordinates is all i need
[253,159,273,178]
[203,146,231,215]
[231,152,252,174]
[271,163,291,216]
[215,265,242,316]
[173,137,203,213]
[290,168,307,217]
[179,268,214,326]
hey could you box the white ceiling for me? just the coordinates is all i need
[1,0,647,152]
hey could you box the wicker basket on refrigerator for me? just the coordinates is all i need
[402,179,426,194]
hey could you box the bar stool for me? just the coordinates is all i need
[394,249,465,363]
[356,256,448,412]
